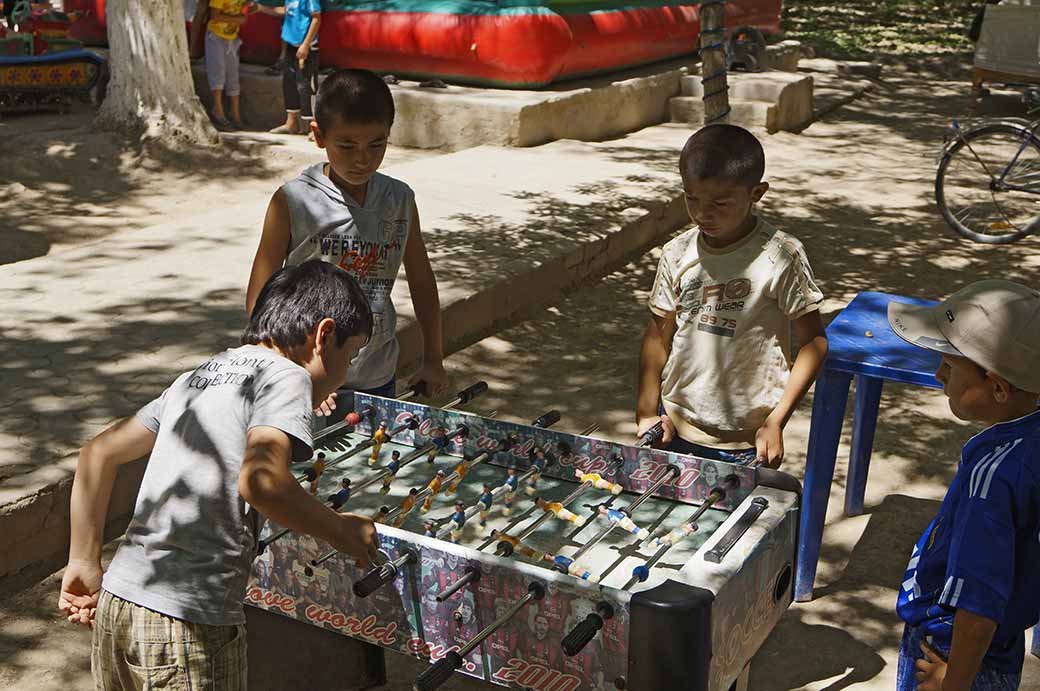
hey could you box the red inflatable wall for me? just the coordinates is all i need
[64,0,782,87]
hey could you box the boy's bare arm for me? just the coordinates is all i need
[755,309,827,466]
[914,609,996,691]
[69,418,158,564]
[60,417,157,625]
[255,4,286,15]
[246,191,292,317]
[636,313,676,442]
[402,208,449,396]
[240,427,380,566]
[296,14,322,62]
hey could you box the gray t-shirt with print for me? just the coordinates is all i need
[281,164,415,390]
[102,345,314,626]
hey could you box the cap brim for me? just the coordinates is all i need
[887,301,963,356]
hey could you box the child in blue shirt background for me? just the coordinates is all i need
[887,280,1040,691]
[258,0,323,135]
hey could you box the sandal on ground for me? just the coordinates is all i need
[383,74,400,85]
[210,112,233,131]
[419,78,447,89]
[268,123,299,135]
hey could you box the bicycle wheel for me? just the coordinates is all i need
[935,122,1040,244]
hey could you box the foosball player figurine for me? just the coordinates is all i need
[423,519,437,537]
[391,488,420,524]
[301,452,327,495]
[655,521,697,547]
[448,501,467,543]
[536,497,580,524]
[598,506,650,540]
[426,427,449,464]
[327,478,352,510]
[526,447,548,496]
[368,422,388,466]
[379,450,403,494]
[574,469,624,495]
[421,470,447,513]
[445,455,473,495]
[501,468,520,515]
[477,483,495,527]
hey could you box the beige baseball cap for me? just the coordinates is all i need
[887,280,1040,393]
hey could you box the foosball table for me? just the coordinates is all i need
[246,384,801,691]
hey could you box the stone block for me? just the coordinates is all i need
[672,71,813,132]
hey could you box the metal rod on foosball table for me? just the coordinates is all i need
[474,422,602,550]
[388,411,560,528]
[621,474,740,590]
[553,463,680,579]
[492,454,624,556]
[434,566,481,602]
[414,583,545,691]
[303,424,471,568]
[429,411,563,540]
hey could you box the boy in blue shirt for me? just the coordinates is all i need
[258,0,322,135]
[887,280,1040,691]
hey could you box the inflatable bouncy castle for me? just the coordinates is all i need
[63,0,780,87]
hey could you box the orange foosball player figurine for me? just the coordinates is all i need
[574,469,624,495]
[369,422,388,467]
[420,470,447,513]
[301,453,327,495]
[445,455,473,495]
[536,497,580,524]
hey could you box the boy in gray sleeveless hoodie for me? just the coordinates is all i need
[59,261,381,689]
[247,69,448,424]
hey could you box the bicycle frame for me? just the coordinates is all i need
[947,118,1040,195]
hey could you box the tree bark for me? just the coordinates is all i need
[699,1,730,125]
[96,0,216,145]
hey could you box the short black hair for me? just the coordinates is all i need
[679,124,765,188]
[315,69,395,131]
[242,260,373,350]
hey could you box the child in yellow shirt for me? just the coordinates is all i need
[205,0,255,129]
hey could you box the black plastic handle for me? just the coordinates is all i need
[352,562,398,598]
[562,614,603,656]
[639,421,664,447]
[457,381,488,404]
[410,381,429,398]
[405,416,420,430]
[533,410,562,428]
[413,651,463,691]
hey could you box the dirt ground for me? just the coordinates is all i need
[2,63,1040,690]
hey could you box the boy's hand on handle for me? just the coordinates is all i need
[754,419,784,468]
[914,641,948,691]
[314,392,338,417]
[410,362,450,398]
[636,415,674,446]
[296,44,310,66]
[330,513,380,570]
[58,558,103,628]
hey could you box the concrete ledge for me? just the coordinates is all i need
[670,71,813,132]
[192,62,684,150]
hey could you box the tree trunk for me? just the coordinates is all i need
[96,0,216,145]
[699,1,730,125]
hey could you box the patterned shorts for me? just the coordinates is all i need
[92,590,248,690]
[895,624,1021,691]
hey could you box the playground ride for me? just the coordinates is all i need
[0,1,105,113]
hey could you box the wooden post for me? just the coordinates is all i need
[699,0,729,125]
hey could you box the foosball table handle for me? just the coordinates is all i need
[413,651,463,691]
[638,421,664,447]
[532,410,562,428]
[352,551,414,597]
[561,602,614,656]
[457,381,488,404]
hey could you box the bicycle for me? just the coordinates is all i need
[934,89,1040,244]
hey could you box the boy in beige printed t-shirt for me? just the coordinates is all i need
[636,124,829,467]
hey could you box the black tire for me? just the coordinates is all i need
[935,121,1040,244]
